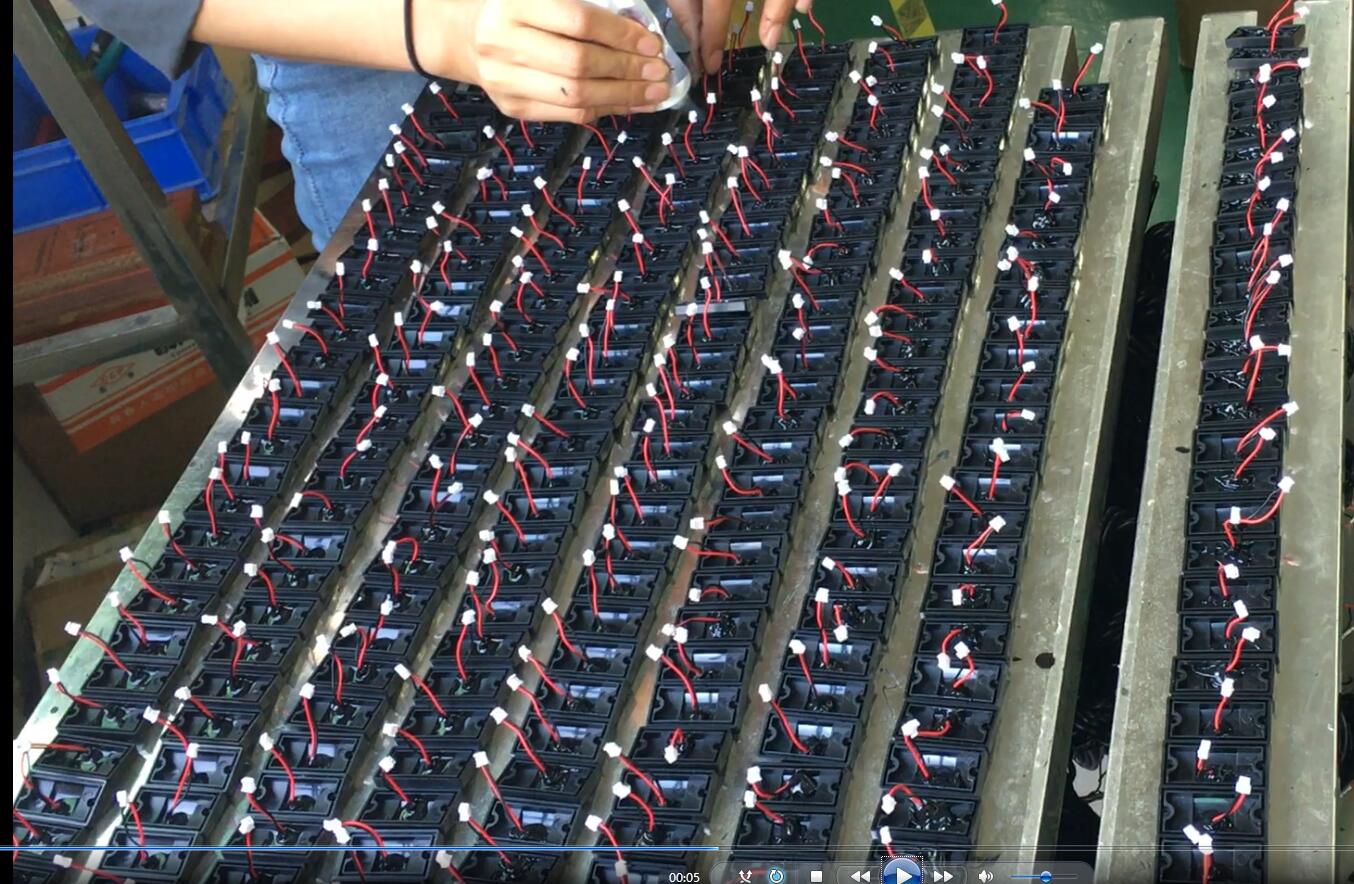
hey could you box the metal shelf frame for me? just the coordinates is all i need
[12,0,267,389]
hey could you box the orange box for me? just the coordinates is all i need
[11,190,212,345]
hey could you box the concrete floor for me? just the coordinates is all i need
[814,0,1189,226]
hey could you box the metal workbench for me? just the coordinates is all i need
[25,10,1344,880]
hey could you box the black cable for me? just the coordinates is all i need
[404,0,435,80]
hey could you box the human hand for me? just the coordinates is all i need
[757,0,815,52]
[666,0,815,75]
[665,0,731,75]
[457,0,675,122]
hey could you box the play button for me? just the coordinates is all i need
[883,858,922,884]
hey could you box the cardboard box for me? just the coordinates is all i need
[14,212,303,529]
[1176,0,1284,68]
[24,562,122,673]
[11,189,212,345]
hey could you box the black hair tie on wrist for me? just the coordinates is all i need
[405,0,435,79]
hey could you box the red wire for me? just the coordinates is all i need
[619,755,667,806]
[1072,49,1096,92]
[411,671,448,717]
[494,501,527,544]
[1212,693,1231,732]
[502,720,549,774]
[12,808,40,840]
[117,605,148,645]
[394,146,424,186]
[513,461,539,517]
[530,410,569,439]
[952,654,978,688]
[56,860,125,883]
[342,819,390,856]
[466,365,492,407]
[383,770,410,804]
[126,559,176,604]
[480,768,523,830]
[731,433,773,462]
[770,699,810,752]
[466,816,512,866]
[729,188,750,236]
[516,684,561,743]
[76,629,130,673]
[157,718,194,808]
[794,25,813,78]
[658,653,700,711]
[398,727,432,767]
[595,820,629,874]
[901,732,932,779]
[202,479,222,537]
[624,790,657,831]
[885,784,924,814]
[524,654,565,696]
[55,682,103,709]
[160,521,197,572]
[840,492,865,537]
[302,697,318,761]
[723,467,762,497]
[266,744,297,803]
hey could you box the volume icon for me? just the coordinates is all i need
[978,872,994,884]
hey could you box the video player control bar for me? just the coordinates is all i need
[712,860,1094,884]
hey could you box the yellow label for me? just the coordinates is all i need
[893,0,936,37]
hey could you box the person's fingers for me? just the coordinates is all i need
[510,27,670,83]
[509,0,663,57]
[795,0,813,12]
[759,0,797,50]
[480,59,667,111]
[666,0,703,74]
[700,0,736,74]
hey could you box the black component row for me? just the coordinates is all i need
[717,26,1032,865]
[1155,23,1305,884]
[488,44,851,884]
[873,35,1107,864]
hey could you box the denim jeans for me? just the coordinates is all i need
[253,56,426,252]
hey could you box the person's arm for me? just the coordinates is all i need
[193,0,671,121]
[76,0,673,122]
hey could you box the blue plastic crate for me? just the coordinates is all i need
[12,28,233,233]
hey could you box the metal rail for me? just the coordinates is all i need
[1096,5,1350,880]
[976,16,1167,864]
